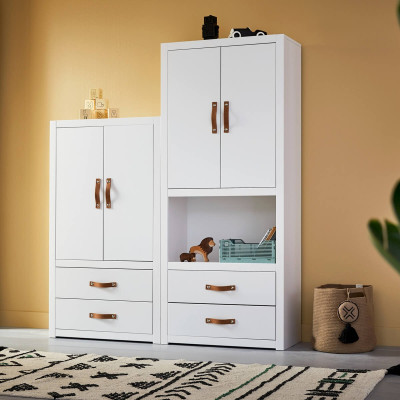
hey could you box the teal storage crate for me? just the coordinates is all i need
[219,239,276,263]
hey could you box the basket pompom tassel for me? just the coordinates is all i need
[338,323,359,344]
[387,364,400,375]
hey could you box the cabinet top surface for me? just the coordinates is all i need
[51,117,159,128]
[161,34,301,50]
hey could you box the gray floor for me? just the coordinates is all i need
[0,329,399,399]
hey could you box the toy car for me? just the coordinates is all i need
[228,28,267,38]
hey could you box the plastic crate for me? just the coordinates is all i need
[219,239,276,263]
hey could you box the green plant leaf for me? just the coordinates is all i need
[398,0,400,25]
[368,220,400,274]
[368,219,384,244]
[385,220,400,259]
[392,180,400,223]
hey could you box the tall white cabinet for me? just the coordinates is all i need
[49,118,160,343]
[161,35,301,350]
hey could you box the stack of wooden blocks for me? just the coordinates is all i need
[80,89,119,119]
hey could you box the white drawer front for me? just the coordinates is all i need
[168,270,275,305]
[56,299,152,334]
[56,268,152,302]
[168,303,275,340]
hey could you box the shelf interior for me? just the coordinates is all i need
[168,196,276,263]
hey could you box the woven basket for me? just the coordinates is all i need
[312,284,376,353]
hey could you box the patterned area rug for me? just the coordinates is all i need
[0,347,386,400]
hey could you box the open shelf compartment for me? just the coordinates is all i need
[168,196,276,264]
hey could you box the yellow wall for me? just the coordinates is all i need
[1,0,400,345]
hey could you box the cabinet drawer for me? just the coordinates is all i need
[168,303,275,340]
[168,270,275,305]
[56,268,152,302]
[56,299,152,334]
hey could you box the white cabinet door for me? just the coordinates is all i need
[104,125,153,261]
[168,47,221,188]
[56,127,103,260]
[221,44,276,188]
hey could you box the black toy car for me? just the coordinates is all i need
[228,28,267,38]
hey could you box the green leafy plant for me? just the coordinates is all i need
[368,4,399,272]
[398,0,400,25]
[368,181,400,275]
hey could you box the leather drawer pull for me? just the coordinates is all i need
[224,101,229,133]
[89,313,117,320]
[211,102,217,133]
[206,318,235,325]
[106,178,111,208]
[205,284,236,291]
[95,179,101,209]
[89,281,117,288]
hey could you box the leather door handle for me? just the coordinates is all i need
[205,318,235,324]
[89,313,117,319]
[89,281,117,288]
[106,178,111,208]
[95,179,101,209]
[205,284,236,291]
[211,102,217,133]
[224,101,229,133]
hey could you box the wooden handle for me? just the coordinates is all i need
[106,178,111,208]
[95,179,100,209]
[206,318,235,324]
[205,284,236,291]
[89,281,117,288]
[224,101,229,133]
[211,102,217,133]
[89,313,117,319]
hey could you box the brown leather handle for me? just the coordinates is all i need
[211,102,217,134]
[205,284,236,291]
[206,318,235,325]
[95,179,101,209]
[224,101,229,133]
[106,178,111,208]
[89,313,117,319]
[90,281,117,288]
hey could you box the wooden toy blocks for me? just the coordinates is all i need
[84,99,95,110]
[81,89,117,119]
[95,98,108,110]
[93,109,108,119]
[80,109,93,119]
[90,88,103,99]
[108,108,119,118]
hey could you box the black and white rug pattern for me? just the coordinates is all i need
[0,347,386,399]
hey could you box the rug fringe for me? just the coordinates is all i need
[387,364,400,375]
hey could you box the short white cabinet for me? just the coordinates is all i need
[49,118,160,343]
